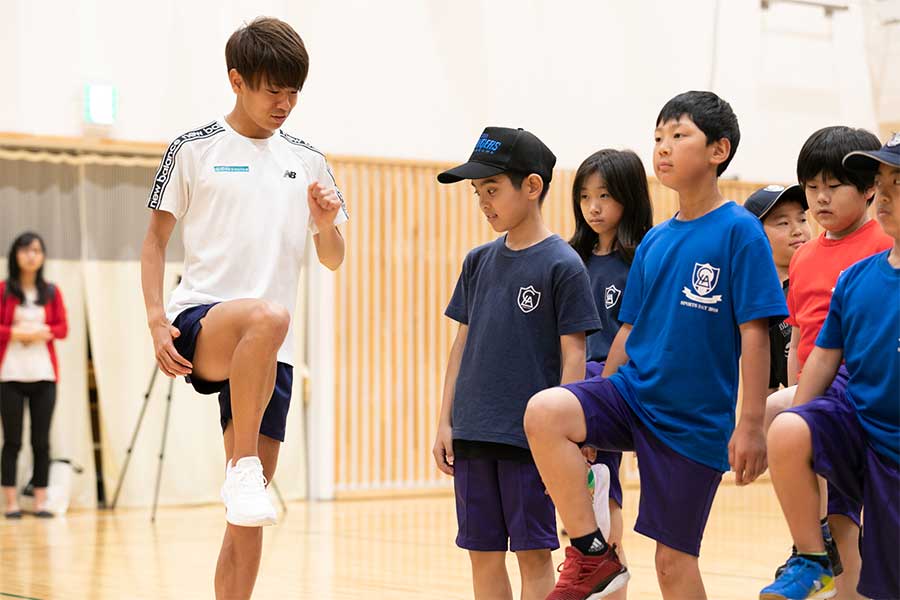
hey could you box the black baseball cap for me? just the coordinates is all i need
[843,132,900,171]
[743,184,808,220]
[437,127,557,185]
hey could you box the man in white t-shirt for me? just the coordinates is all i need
[140,17,347,600]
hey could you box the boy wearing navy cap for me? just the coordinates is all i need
[433,127,603,599]
[743,184,812,394]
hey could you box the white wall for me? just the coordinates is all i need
[0,0,881,183]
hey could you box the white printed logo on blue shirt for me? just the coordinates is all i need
[517,285,541,313]
[681,262,723,306]
[605,284,622,310]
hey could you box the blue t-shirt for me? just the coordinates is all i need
[817,250,900,465]
[585,252,631,362]
[609,202,788,471]
[446,235,602,449]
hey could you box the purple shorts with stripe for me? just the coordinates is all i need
[563,375,722,557]
[785,388,900,599]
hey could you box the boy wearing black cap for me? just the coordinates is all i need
[432,127,602,599]
[760,134,900,600]
[743,185,812,394]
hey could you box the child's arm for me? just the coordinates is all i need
[141,210,192,378]
[309,182,345,270]
[730,318,770,485]
[787,326,800,386]
[560,332,587,385]
[432,323,468,476]
[791,346,842,408]
[601,324,632,378]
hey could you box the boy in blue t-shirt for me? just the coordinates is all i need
[525,91,787,599]
[432,127,602,599]
[760,136,900,599]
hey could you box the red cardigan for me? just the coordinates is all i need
[0,281,68,381]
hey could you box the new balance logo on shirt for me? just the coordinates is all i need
[284,170,296,179]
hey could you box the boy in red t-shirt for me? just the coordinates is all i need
[764,125,890,594]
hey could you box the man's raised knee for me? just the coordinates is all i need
[246,301,290,343]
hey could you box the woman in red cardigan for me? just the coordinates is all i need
[0,232,67,518]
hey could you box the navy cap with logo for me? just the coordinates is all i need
[743,184,808,221]
[843,132,900,172]
[437,127,557,185]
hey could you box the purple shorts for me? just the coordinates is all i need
[786,388,900,598]
[586,361,623,508]
[453,456,559,552]
[817,367,862,527]
[564,376,722,557]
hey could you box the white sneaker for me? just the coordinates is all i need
[221,456,277,527]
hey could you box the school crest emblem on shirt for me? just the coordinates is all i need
[605,285,621,310]
[681,263,723,305]
[517,286,541,313]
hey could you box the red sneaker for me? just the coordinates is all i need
[547,545,629,600]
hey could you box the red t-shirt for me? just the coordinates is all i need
[786,219,892,373]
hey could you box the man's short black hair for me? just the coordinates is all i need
[226,17,309,91]
[656,91,740,176]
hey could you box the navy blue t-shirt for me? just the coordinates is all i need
[817,250,900,465]
[585,252,631,362]
[446,235,602,449]
[609,202,788,471]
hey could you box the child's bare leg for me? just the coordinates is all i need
[515,549,554,600]
[606,502,628,600]
[828,515,862,599]
[470,551,513,600]
[655,543,705,599]
[767,413,824,553]
[524,388,596,538]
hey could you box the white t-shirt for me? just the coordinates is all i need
[0,289,56,383]
[147,118,349,366]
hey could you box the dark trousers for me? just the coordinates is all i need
[0,381,56,488]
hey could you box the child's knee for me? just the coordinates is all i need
[515,548,553,575]
[524,388,577,439]
[767,412,811,457]
[654,545,696,582]
[468,550,508,573]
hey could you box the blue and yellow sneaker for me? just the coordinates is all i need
[760,556,836,599]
